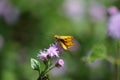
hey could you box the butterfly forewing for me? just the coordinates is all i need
[54,35,74,50]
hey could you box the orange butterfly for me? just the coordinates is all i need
[54,35,74,50]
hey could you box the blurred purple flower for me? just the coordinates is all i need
[108,12,120,39]
[0,0,5,15]
[89,1,106,22]
[3,5,19,25]
[0,0,20,25]
[62,0,84,21]
[108,6,118,15]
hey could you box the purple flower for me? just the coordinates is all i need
[0,0,5,15]
[56,43,64,53]
[0,0,20,25]
[46,44,59,58]
[108,12,120,39]
[89,1,106,22]
[38,51,48,61]
[3,5,19,25]
[56,59,64,67]
[38,43,60,61]
[62,0,84,21]
[108,6,118,15]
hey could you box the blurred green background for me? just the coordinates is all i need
[0,0,120,80]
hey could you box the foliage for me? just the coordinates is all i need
[0,0,120,80]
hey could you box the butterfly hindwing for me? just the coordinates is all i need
[59,41,68,50]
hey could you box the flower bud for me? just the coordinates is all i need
[56,59,64,67]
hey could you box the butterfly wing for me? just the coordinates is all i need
[59,41,68,50]
[68,38,80,52]
[55,35,74,50]
[64,37,74,47]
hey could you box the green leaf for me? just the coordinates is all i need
[82,43,107,62]
[105,56,120,65]
[92,44,107,59]
[31,58,40,70]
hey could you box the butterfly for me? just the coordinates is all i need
[54,35,74,50]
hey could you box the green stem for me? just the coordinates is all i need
[44,66,56,75]
[38,68,41,76]
[41,65,55,78]
[114,63,118,80]
[40,59,50,78]
[114,41,119,80]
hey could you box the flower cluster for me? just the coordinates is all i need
[38,43,64,67]
[38,43,63,60]
[107,6,120,39]
[38,44,59,61]
[31,43,65,80]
